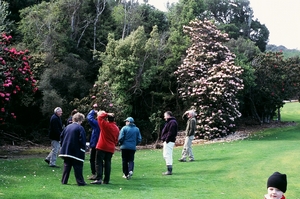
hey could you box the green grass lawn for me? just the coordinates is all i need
[1,102,300,199]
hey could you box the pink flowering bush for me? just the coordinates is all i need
[175,20,244,139]
[0,33,38,124]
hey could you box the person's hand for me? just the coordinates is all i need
[97,110,106,116]
[107,113,114,117]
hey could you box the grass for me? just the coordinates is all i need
[1,102,300,198]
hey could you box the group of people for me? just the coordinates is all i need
[44,107,288,198]
[160,110,196,175]
[44,106,142,186]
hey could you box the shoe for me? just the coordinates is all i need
[126,171,133,180]
[189,159,195,162]
[122,174,127,179]
[178,159,186,162]
[102,181,109,184]
[49,165,60,168]
[90,180,102,184]
[88,175,97,180]
[44,159,50,164]
[78,182,87,186]
[162,171,172,175]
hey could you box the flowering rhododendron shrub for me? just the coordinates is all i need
[0,33,38,124]
[175,20,244,139]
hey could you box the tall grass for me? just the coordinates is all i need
[1,102,300,198]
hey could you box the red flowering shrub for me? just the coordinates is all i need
[0,33,38,124]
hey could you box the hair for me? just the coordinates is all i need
[70,109,78,116]
[164,111,173,117]
[107,113,115,122]
[72,112,85,123]
[54,107,62,113]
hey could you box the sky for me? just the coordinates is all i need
[143,0,300,50]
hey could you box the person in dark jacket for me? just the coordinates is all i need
[45,107,63,167]
[160,111,178,175]
[86,107,100,180]
[59,112,87,186]
[179,110,196,162]
[118,117,142,180]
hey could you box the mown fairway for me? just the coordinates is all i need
[1,102,300,199]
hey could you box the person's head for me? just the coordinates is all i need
[54,107,63,117]
[70,109,78,116]
[164,111,173,121]
[107,113,115,122]
[124,117,134,125]
[187,110,196,118]
[267,172,287,199]
[72,112,85,124]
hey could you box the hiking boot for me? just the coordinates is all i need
[44,159,50,164]
[162,171,172,175]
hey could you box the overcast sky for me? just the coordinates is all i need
[144,0,300,50]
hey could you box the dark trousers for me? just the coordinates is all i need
[95,149,113,183]
[89,147,96,175]
[121,149,136,176]
[61,157,85,185]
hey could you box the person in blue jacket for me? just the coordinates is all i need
[118,117,142,180]
[86,105,100,180]
[59,112,87,186]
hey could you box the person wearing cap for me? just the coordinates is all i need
[86,105,100,180]
[160,111,178,175]
[59,112,87,186]
[45,107,63,167]
[91,111,119,185]
[179,110,196,162]
[265,172,287,199]
[118,117,142,180]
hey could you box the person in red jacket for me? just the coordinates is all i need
[264,172,287,199]
[91,111,119,185]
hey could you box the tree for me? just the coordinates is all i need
[249,52,300,123]
[203,0,269,52]
[175,19,244,139]
[0,0,13,33]
[18,1,71,57]
[38,54,91,115]
[94,26,164,118]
